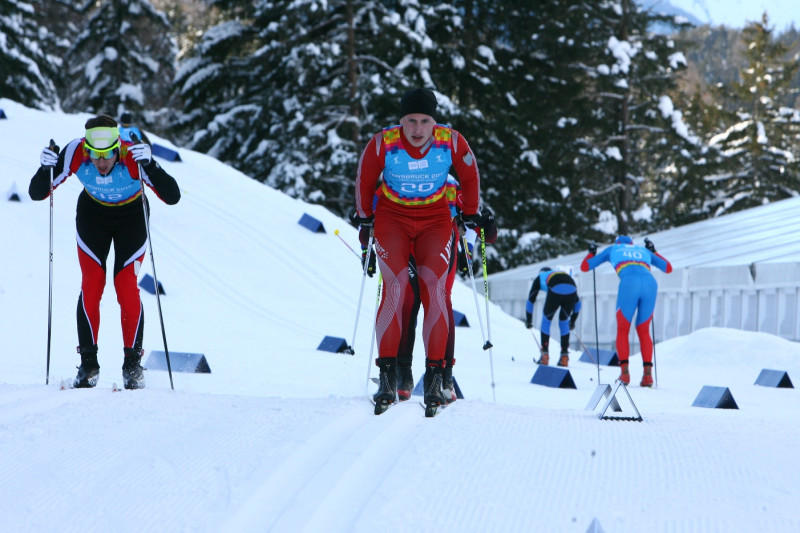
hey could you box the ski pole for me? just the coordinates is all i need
[480,228,493,348]
[572,330,598,365]
[529,328,546,364]
[590,242,601,384]
[645,235,658,387]
[364,273,382,395]
[131,133,174,390]
[346,232,374,355]
[464,235,489,348]
[334,229,361,260]
[45,139,56,385]
[479,228,495,402]
[652,314,658,388]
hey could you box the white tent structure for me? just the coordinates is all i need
[488,196,800,353]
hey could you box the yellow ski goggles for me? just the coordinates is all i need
[88,147,118,160]
[85,126,120,159]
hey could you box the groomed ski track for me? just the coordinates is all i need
[1,384,796,533]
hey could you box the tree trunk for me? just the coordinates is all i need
[346,0,359,145]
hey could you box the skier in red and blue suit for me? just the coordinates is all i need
[580,235,672,387]
[30,114,180,390]
[353,88,481,413]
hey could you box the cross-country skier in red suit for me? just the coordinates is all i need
[358,178,459,402]
[30,114,180,390]
[394,181,497,404]
[353,88,481,414]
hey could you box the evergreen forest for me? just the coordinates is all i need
[2,0,799,271]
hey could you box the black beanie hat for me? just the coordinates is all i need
[400,88,438,120]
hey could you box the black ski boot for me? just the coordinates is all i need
[122,348,145,390]
[373,357,397,414]
[73,345,100,388]
[396,362,414,402]
[423,359,447,417]
[442,357,457,404]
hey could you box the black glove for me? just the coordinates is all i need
[645,238,656,253]
[525,312,533,329]
[569,315,578,330]
[481,208,495,228]
[457,247,469,278]
[588,242,597,255]
[461,212,482,230]
[361,248,377,277]
[349,210,374,228]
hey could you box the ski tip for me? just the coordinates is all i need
[374,400,393,415]
[112,383,120,392]
[420,400,447,417]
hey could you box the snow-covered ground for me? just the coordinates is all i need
[0,99,798,532]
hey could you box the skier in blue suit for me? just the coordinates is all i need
[580,235,672,387]
[525,267,582,367]
[118,112,151,145]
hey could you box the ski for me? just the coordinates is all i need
[419,401,447,417]
[60,379,130,392]
[373,399,393,415]
[369,397,396,415]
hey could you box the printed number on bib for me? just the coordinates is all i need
[400,182,435,194]
[622,249,644,260]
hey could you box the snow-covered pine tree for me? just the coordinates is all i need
[0,0,60,109]
[647,86,721,229]
[175,0,439,215]
[446,0,612,268]
[414,0,595,268]
[170,0,255,158]
[61,0,177,125]
[703,13,800,216]
[575,0,699,237]
[245,0,415,212]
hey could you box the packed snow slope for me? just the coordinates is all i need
[0,99,798,533]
